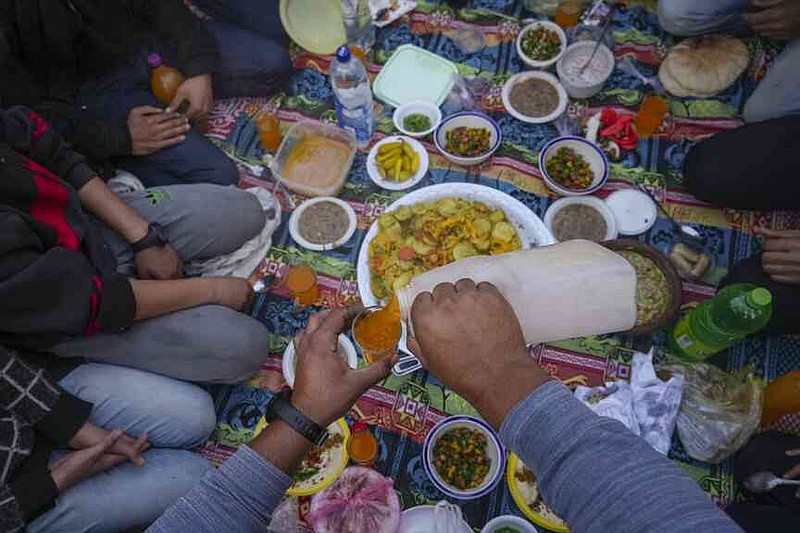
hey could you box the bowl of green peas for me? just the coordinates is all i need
[539,136,609,196]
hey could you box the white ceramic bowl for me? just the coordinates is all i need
[288,197,357,251]
[482,515,539,533]
[556,41,615,99]
[434,112,502,167]
[366,135,430,191]
[539,136,609,196]
[393,101,442,138]
[282,334,358,388]
[544,196,618,242]
[502,71,568,124]
[516,20,567,70]
[422,416,505,500]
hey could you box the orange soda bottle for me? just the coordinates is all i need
[147,53,185,107]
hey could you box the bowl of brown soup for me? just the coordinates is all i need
[502,71,568,124]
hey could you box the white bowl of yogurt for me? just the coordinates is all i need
[556,41,615,99]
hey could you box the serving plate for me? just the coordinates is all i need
[356,183,555,307]
[507,453,569,533]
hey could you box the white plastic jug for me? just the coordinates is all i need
[397,240,637,343]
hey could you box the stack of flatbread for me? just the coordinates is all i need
[658,35,749,97]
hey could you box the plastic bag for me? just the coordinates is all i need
[575,381,639,435]
[631,351,683,455]
[267,497,300,532]
[309,467,400,533]
[661,361,764,464]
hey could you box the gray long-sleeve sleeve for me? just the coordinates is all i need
[148,381,741,533]
[147,445,291,533]
[500,380,741,533]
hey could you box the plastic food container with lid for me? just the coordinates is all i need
[269,121,357,197]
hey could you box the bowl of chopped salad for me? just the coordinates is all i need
[516,20,567,70]
[539,136,608,196]
[393,100,442,138]
[423,415,505,500]
[434,111,502,167]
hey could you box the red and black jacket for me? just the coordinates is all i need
[0,106,135,350]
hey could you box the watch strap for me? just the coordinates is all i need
[131,223,166,253]
[266,391,328,446]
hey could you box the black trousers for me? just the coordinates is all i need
[685,117,800,335]
[727,431,800,533]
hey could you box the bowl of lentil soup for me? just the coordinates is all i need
[423,416,505,499]
[434,112,502,167]
[516,20,567,70]
[539,136,608,196]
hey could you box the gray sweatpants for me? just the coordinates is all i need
[52,184,270,384]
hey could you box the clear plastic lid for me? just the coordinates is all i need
[604,189,658,236]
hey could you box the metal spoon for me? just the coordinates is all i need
[578,11,614,75]
[635,183,704,246]
[743,471,800,493]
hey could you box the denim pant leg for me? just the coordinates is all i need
[657,0,750,36]
[57,363,217,447]
[26,363,216,533]
[27,449,212,533]
[77,59,239,187]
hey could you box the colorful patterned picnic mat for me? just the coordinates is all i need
[198,1,800,530]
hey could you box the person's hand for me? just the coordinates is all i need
[785,448,800,479]
[745,0,800,40]
[51,430,131,493]
[210,277,255,311]
[127,106,190,156]
[168,74,214,120]
[410,279,551,429]
[135,244,183,280]
[69,422,149,467]
[756,227,800,284]
[291,307,395,426]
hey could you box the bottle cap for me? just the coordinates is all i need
[747,288,772,308]
[336,45,352,62]
[147,53,163,68]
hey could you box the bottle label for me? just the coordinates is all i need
[671,316,714,360]
[335,101,373,145]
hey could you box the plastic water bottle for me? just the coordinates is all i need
[330,45,374,148]
[340,0,375,52]
[668,284,773,361]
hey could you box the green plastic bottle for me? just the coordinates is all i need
[668,284,772,361]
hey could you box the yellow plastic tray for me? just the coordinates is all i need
[253,416,351,497]
[279,0,346,55]
[506,453,570,533]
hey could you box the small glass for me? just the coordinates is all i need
[351,306,401,363]
[284,265,319,307]
[347,422,379,466]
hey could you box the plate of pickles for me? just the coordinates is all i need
[366,136,429,191]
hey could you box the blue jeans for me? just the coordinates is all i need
[657,0,800,123]
[78,1,291,187]
[27,364,216,533]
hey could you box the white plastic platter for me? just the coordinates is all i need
[356,183,556,307]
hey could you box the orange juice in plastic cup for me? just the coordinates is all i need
[284,265,319,306]
[555,0,583,29]
[255,110,282,152]
[634,95,669,138]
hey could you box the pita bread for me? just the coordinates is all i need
[658,35,749,98]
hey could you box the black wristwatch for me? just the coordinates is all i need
[264,390,328,446]
[131,223,168,253]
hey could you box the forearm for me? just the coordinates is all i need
[500,381,740,533]
[148,422,305,533]
[76,177,148,243]
[130,278,218,321]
